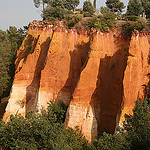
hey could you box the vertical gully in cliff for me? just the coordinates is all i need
[25,30,54,113]
[90,36,131,138]
[57,35,92,106]
[15,34,40,72]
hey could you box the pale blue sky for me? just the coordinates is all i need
[0,0,129,31]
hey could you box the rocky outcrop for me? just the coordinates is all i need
[121,33,150,121]
[3,21,150,141]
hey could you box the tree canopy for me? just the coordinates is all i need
[0,97,149,149]
[0,27,25,100]
[0,30,11,98]
[124,98,150,150]
[0,100,91,149]
[106,0,125,13]
[126,0,143,16]
[7,26,25,54]
[126,0,150,18]
[41,0,80,20]
[83,1,94,16]
[64,0,80,11]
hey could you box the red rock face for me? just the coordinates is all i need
[3,21,150,141]
[65,32,131,141]
[121,33,150,121]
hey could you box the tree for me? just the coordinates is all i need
[35,0,80,20]
[141,0,150,19]
[126,0,143,16]
[50,0,65,8]
[65,0,80,11]
[0,27,25,100]
[145,2,150,18]
[0,100,91,149]
[106,0,125,13]
[42,0,80,20]
[124,98,150,150]
[121,18,146,37]
[126,0,150,19]
[0,30,11,98]
[42,5,69,21]
[93,132,130,150]
[7,26,25,54]
[83,1,94,16]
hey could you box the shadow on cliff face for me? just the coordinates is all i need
[57,41,91,105]
[25,34,53,113]
[143,49,150,101]
[15,34,40,73]
[90,37,130,140]
[148,48,150,65]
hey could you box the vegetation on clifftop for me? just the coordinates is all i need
[32,0,150,35]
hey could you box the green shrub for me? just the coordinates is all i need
[42,6,70,21]
[0,30,11,98]
[83,1,94,16]
[65,14,83,29]
[83,12,91,17]
[26,45,32,51]
[121,18,146,37]
[85,8,116,32]
[93,132,130,150]
[0,100,91,150]
[87,17,98,29]
[123,98,150,150]
[125,15,139,21]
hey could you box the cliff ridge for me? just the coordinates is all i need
[3,20,150,141]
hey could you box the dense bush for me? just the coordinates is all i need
[0,27,25,100]
[0,30,11,98]
[0,96,150,150]
[42,6,69,21]
[83,7,116,32]
[41,0,80,21]
[123,98,150,150]
[83,1,94,16]
[93,132,130,150]
[83,12,91,17]
[65,14,83,29]
[121,18,147,37]
[0,100,91,150]
[125,15,139,21]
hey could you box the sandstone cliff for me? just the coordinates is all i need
[3,21,150,141]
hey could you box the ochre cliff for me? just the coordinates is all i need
[3,21,150,141]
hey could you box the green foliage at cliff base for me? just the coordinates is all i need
[0,97,149,150]
[0,100,91,150]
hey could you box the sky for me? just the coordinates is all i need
[0,0,129,31]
